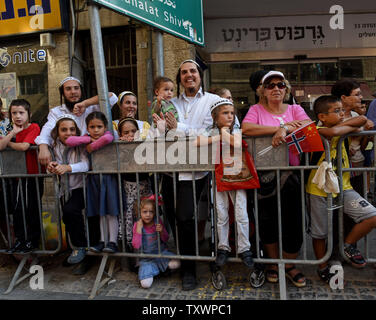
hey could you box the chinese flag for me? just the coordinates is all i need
[285,122,324,155]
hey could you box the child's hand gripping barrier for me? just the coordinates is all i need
[312,161,340,194]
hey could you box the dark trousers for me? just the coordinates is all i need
[172,176,208,275]
[12,177,44,246]
[258,173,303,254]
[161,174,177,241]
[62,188,87,248]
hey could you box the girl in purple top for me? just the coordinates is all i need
[66,111,120,254]
[242,71,311,288]
[132,197,180,288]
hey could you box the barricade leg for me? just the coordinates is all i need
[3,254,38,295]
[278,262,287,300]
[88,254,117,299]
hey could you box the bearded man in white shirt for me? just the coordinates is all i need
[35,76,117,166]
[157,60,220,291]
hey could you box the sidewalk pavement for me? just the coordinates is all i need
[0,246,375,301]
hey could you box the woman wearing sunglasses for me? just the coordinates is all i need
[241,71,312,288]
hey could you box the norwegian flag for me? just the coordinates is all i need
[285,121,324,155]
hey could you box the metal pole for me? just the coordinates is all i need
[147,28,154,124]
[87,3,113,134]
[155,30,164,76]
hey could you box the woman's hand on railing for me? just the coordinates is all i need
[272,128,287,147]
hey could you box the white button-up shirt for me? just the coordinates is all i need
[171,88,220,181]
[35,93,118,146]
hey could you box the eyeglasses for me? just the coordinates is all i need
[264,82,286,90]
[323,108,345,114]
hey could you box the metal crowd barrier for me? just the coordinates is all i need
[337,131,376,265]
[0,146,63,294]
[0,136,335,300]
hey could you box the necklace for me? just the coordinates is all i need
[183,97,194,119]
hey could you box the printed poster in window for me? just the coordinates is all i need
[0,73,17,110]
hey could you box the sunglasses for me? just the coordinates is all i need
[264,82,286,90]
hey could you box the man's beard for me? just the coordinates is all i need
[187,87,197,95]
[64,96,84,112]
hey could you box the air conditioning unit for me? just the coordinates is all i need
[40,33,56,48]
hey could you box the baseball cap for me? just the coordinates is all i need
[261,71,285,85]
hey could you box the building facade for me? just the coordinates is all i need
[1,0,375,125]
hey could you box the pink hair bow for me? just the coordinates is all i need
[142,194,164,206]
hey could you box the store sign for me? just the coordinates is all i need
[0,48,46,68]
[205,14,376,53]
[91,0,204,46]
[0,0,66,37]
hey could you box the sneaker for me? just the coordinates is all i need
[89,242,105,253]
[344,244,366,268]
[317,266,335,284]
[215,249,229,267]
[7,240,24,253]
[19,241,33,253]
[240,250,254,268]
[103,242,118,253]
[182,272,197,291]
[72,256,96,276]
[67,247,87,264]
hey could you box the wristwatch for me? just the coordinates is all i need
[280,123,289,134]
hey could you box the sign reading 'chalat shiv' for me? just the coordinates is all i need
[91,0,204,46]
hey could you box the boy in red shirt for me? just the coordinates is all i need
[0,99,44,253]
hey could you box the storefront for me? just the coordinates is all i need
[0,0,69,125]
[201,0,376,120]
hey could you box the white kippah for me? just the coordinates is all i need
[59,76,81,87]
[179,59,200,69]
[210,98,233,113]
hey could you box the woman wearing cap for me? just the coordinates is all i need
[113,91,150,140]
[242,71,311,288]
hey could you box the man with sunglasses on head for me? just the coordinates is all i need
[241,71,311,288]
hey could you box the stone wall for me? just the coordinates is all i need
[47,33,70,108]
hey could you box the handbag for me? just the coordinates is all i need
[215,140,260,192]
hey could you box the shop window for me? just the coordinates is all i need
[83,26,137,120]
[19,74,45,95]
[339,59,363,78]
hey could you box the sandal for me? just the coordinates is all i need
[266,266,279,283]
[285,265,306,288]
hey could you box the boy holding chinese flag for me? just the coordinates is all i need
[306,95,376,284]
